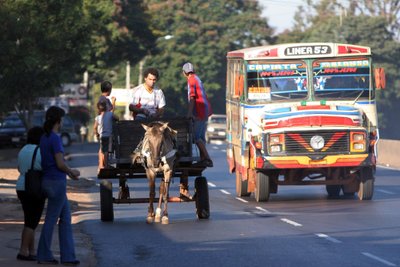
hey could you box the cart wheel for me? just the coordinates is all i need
[100,180,114,222]
[195,176,210,219]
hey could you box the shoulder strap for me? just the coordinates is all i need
[30,146,39,170]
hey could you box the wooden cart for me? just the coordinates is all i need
[97,118,210,222]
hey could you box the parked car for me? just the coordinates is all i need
[206,114,227,143]
[0,111,78,147]
[0,116,27,147]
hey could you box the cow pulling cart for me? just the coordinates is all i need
[97,117,210,222]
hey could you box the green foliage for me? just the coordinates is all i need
[141,0,273,115]
[0,0,155,128]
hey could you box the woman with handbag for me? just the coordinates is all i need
[36,106,81,265]
[16,126,45,261]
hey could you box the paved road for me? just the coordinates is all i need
[69,142,400,267]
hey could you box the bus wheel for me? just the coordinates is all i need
[358,167,374,200]
[255,172,270,202]
[236,171,250,197]
[326,185,341,198]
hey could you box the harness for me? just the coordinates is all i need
[136,131,177,171]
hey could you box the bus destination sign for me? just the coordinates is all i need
[284,45,332,56]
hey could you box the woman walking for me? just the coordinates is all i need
[37,106,81,265]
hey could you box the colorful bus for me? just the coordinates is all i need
[225,43,386,201]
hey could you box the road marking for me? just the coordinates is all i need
[281,218,302,227]
[315,233,342,243]
[376,189,395,195]
[362,252,396,266]
[235,197,248,203]
[208,182,216,187]
[255,206,270,213]
[220,189,231,195]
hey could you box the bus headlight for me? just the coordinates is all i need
[353,143,365,151]
[270,145,282,152]
[353,134,364,141]
[270,136,280,143]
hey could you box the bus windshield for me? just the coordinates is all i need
[313,58,372,100]
[246,61,307,102]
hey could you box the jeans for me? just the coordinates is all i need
[193,119,207,143]
[37,179,77,262]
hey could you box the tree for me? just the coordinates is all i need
[0,0,155,128]
[139,0,274,116]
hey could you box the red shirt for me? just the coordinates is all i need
[187,74,212,120]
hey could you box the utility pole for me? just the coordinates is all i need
[125,61,131,120]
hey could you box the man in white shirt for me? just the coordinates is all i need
[129,68,166,121]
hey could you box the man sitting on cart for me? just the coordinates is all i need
[129,67,166,121]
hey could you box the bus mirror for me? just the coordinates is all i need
[374,68,386,90]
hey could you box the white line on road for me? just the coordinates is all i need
[220,189,231,195]
[255,206,270,213]
[376,189,395,195]
[208,182,216,187]
[280,218,302,227]
[362,252,396,266]
[315,233,342,243]
[235,197,248,203]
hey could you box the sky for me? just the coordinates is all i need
[258,0,305,33]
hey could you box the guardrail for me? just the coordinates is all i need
[377,139,400,169]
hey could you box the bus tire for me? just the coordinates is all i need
[100,180,114,222]
[195,176,210,219]
[358,167,374,200]
[255,172,270,202]
[236,171,250,197]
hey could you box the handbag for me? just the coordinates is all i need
[25,146,43,198]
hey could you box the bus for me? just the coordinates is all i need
[225,43,386,201]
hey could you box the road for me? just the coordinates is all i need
[68,142,400,267]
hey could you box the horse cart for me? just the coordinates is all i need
[97,117,210,223]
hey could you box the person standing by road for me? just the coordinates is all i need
[97,81,116,167]
[79,124,88,143]
[98,80,116,112]
[94,101,118,171]
[15,126,45,261]
[182,62,213,167]
[37,106,81,265]
[129,67,166,121]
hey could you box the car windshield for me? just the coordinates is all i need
[313,58,372,100]
[246,61,308,102]
[1,118,23,128]
[210,117,226,124]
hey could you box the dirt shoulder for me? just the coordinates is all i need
[0,147,97,267]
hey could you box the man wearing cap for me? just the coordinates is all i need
[182,62,213,168]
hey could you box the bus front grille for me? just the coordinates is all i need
[284,131,349,155]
